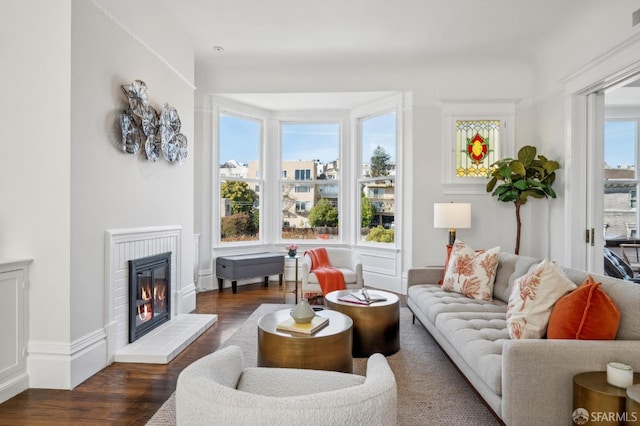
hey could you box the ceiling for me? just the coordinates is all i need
[160,0,594,68]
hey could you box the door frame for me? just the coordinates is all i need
[562,35,640,271]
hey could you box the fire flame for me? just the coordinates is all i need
[141,285,150,301]
[137,303,149,321]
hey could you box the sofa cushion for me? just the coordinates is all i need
[442,240,500,301]
[547,276,620,340]
[492,253,542,303]
[506,259,577,339]
[308,268,357,285]
[238,367,365,396]
[435,311,509,395]
[408,284,506,324]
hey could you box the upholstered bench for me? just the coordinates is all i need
[216,253,284,294]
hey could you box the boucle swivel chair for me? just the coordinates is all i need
[176,345,397,425]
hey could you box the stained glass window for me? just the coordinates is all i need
[455,120,500,177]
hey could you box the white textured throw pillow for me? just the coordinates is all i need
[442,240,500,301]
[506,259,577,339]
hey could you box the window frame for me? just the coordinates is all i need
[211,94,404,252]
[215,108,265,247]
[354,96,402,248]
[441,100,516,195]
[279,120,343,242]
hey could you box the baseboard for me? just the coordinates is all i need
[0,372,29,404]
[197,268,214,292]
[178,282,197,313]
[28,328,107,389]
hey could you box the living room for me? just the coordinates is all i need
[2,0,640,424]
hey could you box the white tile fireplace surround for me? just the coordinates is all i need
[105,226,216,363]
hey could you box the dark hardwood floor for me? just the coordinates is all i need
[0,281,292,426]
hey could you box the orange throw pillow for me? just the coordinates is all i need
[547,276,620,340]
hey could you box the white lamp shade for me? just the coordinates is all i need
[433,203,471,229]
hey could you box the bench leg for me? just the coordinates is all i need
[217,278,223,292]
[279,274,283,286]
[263,276,269,287]
[232,281,237,294]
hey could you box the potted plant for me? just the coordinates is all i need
[286,244,299,257]
[486,145,560,255]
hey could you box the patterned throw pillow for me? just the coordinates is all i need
[506,259,577,339]
[442,240,500,301]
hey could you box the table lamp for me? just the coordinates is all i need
[434,202,471,246]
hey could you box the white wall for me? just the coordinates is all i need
[65,0,195,388]
[0,0,73,387]
[531,0,640,98]
[1,0,195,390]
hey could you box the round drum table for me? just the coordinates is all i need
[573,371,640,426]
[325,289,400,357]
[257,309,353,373]
[627,384,640,426]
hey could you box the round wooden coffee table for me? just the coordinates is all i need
[325,289,400,357]
[257,309,353,373]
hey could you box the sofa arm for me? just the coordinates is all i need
[407,267,443,287]
[502,339,640,426]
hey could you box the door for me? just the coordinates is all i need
[586,78,640,274]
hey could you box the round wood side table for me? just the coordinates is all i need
[325,289,400,357]
[573,371,640,425]
[628,385,640,426]
[257,309,353,373]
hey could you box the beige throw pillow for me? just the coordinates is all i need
[442,240,500,301]
[506,259,577,339]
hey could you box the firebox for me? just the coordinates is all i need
[128,252,171,342]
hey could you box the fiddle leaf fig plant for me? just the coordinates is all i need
[486,145,560,255]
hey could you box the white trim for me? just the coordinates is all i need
[560,30,640,92]
[89,0,195,90]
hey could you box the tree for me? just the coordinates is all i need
[370,145,392,177]
[308,199,338,227]
[486,145,560,254]
[221,181,257,214]
[366,225,394,243]
[361,193,375,227]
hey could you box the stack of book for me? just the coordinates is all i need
[276,315,329,335]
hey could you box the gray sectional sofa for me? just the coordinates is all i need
[407,252,640,426]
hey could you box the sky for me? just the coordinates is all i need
[605,120,637,169]
[219,113,396,165]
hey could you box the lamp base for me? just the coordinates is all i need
[448,230,456,246]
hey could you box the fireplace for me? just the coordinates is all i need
[128,252,171,342]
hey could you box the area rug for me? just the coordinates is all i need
[147,304,500,425]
